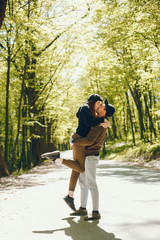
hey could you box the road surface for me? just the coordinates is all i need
[0,150,160,240]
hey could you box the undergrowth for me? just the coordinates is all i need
[101,139,160,163]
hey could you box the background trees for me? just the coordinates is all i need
[0,0,159,176]
[82,0,160,143]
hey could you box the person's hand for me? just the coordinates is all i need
[100,119,110,128]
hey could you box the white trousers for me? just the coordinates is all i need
[79,155,99,211]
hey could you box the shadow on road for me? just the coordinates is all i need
[0,162,68,191]
[32,216,122,240]
[97,161,160,184]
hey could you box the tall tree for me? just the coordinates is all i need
[0,147,9,177]
[0,0,7,28]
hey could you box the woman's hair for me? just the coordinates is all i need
[87,94,103,117]
[87,99,102,117]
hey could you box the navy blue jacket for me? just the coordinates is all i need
[76,103,104,137]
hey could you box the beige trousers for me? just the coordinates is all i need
[62,133,85,191]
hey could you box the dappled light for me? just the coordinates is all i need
[0,151,160,240]
[0,0,159,175]
[97,160,160,183]
[0,1,160,239]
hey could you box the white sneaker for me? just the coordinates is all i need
[41,150,60,161]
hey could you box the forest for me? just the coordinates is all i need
[0,0,159,177]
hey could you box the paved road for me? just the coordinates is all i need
[0,150,160,240]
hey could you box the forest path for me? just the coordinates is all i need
[0,150,160,240]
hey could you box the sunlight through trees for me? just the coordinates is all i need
[0,0,159,176]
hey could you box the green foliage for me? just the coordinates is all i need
[0,0,159,174]
[102,140,160,162]
[100,140,134,159]
[134,142,160,161]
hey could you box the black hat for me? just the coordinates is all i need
[88,94,103,102]
[105,99,115,117]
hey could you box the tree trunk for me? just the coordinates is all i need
[111,115,118,139]
[129,84,146,140]
[102,139,106,155]
[144,93,157,139]
[5,44,11,167]
[20,92,28,170]
[0,0,7,28]
[0,147,9,177]
[12,56,28,171]
[123,104,127,138]
[125,91,136,145]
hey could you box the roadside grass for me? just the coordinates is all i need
[12,140,160,176]
[101,139,160,163]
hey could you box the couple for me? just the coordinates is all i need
[41,94,115,221]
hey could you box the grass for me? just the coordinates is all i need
[101,139,160,163]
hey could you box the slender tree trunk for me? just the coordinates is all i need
[20,91,28,170]
[21,114,27,170]
[0,0,7,28]
[0,147,9,177]
[122,104,127,138]
[125,91,136,145]
[129,85,146,140]
[102,138,106,155]
[144,93,157,139]
[47,118,56,151]
[27,57,41,166]
[47,120,52,151]
[12,56,28,171]
[111,115,118,139]
[5,44,11,167]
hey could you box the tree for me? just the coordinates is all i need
[0,0,92,174]
[0,0,7,28]
[0,0,159,176]
[85,0,160,142]
[0,147,9,177]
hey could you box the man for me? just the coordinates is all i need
[69,101,115,220]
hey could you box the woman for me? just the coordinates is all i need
[41,94,106,210]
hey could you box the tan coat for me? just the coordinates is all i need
[74,125,107,156]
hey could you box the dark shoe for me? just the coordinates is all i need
[70,207,87,216]
[63,195,76,211]
[41,150,60,162]
[84,211,101,221]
